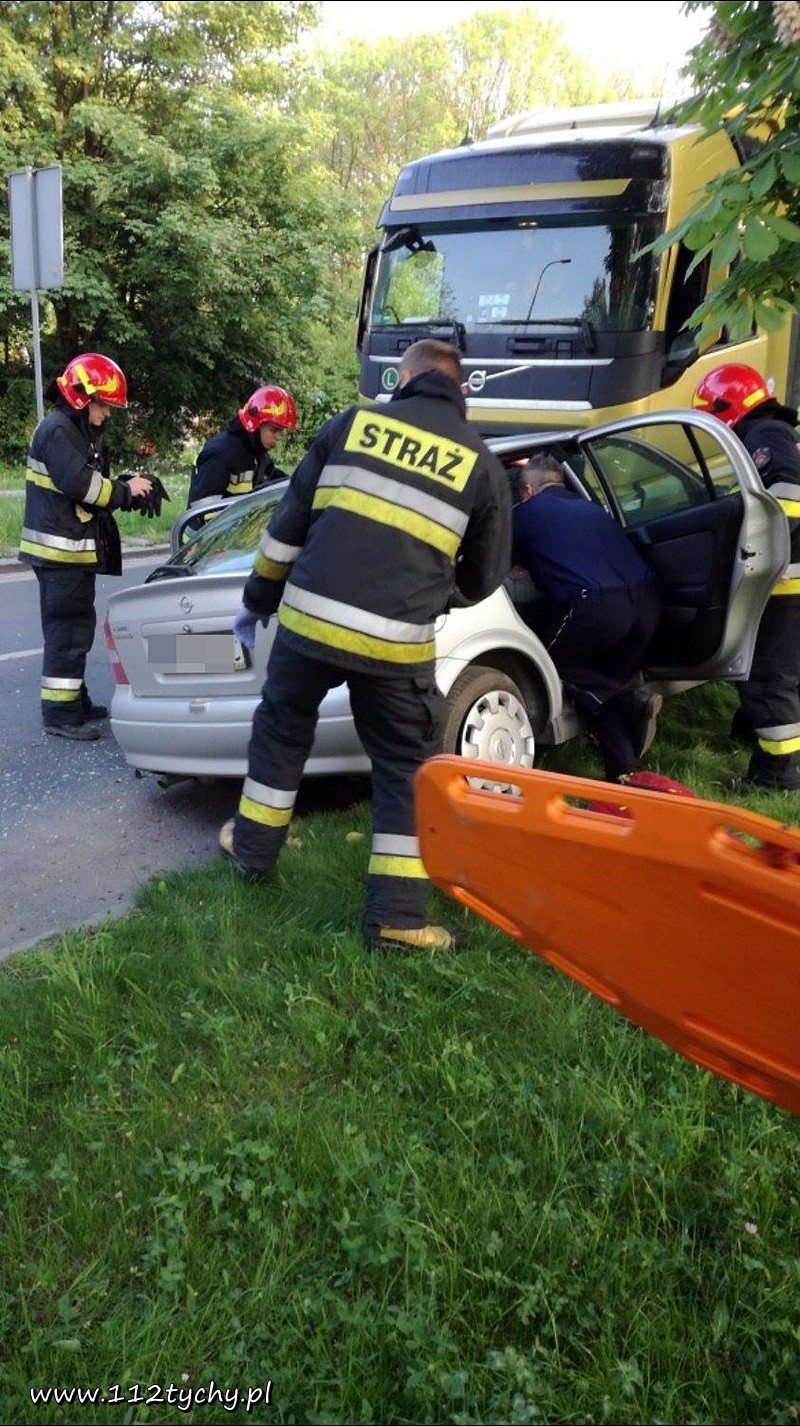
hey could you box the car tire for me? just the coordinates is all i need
[441,666,537,788]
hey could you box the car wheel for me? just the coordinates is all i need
[441,665,537,790]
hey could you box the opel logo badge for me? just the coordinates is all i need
[179,595,194,614]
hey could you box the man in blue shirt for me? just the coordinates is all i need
[512,453,662,782]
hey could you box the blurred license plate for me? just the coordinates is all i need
[148,633,249,674]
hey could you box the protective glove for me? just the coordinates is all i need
[136,476,171,519]
[233,606,262,652]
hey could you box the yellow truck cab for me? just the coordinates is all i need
[356,98,799,436]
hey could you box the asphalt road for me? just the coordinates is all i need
[0,555,369,962]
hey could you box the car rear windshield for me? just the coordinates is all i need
[167,486,285,576]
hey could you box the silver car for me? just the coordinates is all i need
[105,410,788,784]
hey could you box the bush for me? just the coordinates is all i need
[0,366,39,459]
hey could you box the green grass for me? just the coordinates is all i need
[0,455,193,556]
[0,688,798,1425]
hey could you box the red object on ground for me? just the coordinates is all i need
[415,757,800,1117]
[587,769,697,817]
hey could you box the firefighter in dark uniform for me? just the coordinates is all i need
[187,384,297,508]
[219,340,512,952]
[511,453,663,783]
[694,364,800,791]
[19,353,152,741]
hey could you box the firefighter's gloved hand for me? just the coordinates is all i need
[121,474,152,513]
[135,476,171,519]
[153,476,170,514]
[233,606,262,652]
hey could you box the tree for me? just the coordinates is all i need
[290,7,642,289]
[441,6,638,144]
[654,1,800,346]
[287,31,456,254]
[0,1,352,450]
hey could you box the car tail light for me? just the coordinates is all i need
[104,613,129,686]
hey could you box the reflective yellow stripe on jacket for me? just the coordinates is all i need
[312,463,469,559]
[253,533,304,583]
[771,484,800,594]
[27,456,113,508]
[226,471,254,497]
[278,585,436,665]
[20,527,97,565]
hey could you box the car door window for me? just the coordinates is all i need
[584,424,717,528]
[168,489,283,575]
[684,427,739,496]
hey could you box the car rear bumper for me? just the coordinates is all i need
[109,687,371,780]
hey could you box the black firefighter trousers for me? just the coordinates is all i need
[737,595,800,781]
[34,568,97,728]
[232,630,445,931]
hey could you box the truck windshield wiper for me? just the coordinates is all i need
[374,317,467,351]
[382,226,436,255]
[488,316,597,353]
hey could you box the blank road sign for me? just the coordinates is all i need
[8,166,63,291]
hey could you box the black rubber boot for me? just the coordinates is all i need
[626,690,663,760]
[741,751,800,791]
[218,819,274,883]
[81,685,109,720]
[44,723,103,742]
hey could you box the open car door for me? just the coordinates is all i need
[170,497,229,555]
[571,410,789,682]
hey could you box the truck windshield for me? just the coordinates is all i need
[370,219,661,335]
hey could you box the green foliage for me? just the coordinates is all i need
[442,5,638,141]
[652,1,800,346]
[293,6,643,251]
[0,0,352,447]
[0,360,39,456]
[0,0,681,460]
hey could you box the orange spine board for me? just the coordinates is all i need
[415,757,800,1117]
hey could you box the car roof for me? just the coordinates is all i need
[488,430,582,457]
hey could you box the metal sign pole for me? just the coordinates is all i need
[28,168,44,423]
[30,291,44,424]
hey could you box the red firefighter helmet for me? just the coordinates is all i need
[692,364,771,427]
[56,353,128,410]
[238,385,297,434]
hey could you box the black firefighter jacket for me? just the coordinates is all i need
[241,370,512,677]
[189,415,287,507]
[19,404,134,576]
[735,400,800,601]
